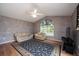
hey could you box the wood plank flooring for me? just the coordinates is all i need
[0,43,21,56]
[0,43,73,56]
[61,50,73,56]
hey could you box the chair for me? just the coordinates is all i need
[62,37,75,54]
[34,32,47,40]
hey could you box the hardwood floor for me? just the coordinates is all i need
[61,50,73,56]
[0,43,21,56]
[0,43,73,56]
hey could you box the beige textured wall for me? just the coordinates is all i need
[0,15,33,44]
[34,16,72,40]
[0,15,33,33]
[0,15,73,43]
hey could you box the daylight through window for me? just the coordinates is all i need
[40,19,54,36]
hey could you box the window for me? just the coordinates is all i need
[40,18,54,36]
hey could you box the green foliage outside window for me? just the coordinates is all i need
[40,19,54,36]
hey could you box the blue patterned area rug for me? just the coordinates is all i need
[19,39,56,56]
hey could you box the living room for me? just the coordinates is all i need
[0,3,79,56]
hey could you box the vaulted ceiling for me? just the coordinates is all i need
[0,3,78,22]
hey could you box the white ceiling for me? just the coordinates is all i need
[0,3,78,22]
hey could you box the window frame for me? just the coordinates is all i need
[40,19,55,36]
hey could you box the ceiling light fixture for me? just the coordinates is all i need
[26,4,44,18]
[32,14,37,18]
[31,9,37,18]
[30,9,43,18]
